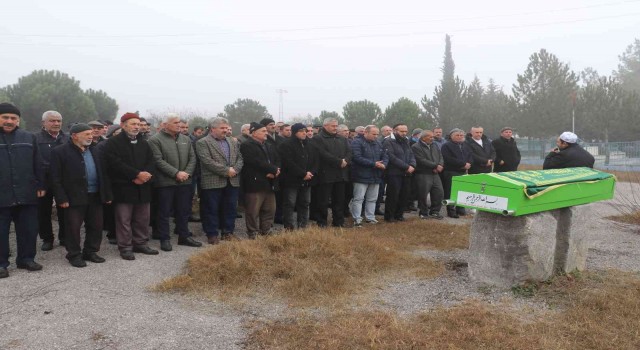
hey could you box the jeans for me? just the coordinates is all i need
[155,185,192,241]
[351,183,379,222]
[0,205,38,268]
[282,186,311,229]
[201,184,239,237]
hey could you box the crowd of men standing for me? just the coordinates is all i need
[1,101,595,279]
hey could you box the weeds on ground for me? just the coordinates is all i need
[247,270,640,350]
[155,220,466,306]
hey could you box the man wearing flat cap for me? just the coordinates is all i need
[240,122,281,238]
[492,127,521,172]
[104,112,158,260]
[543,131,595,170]
[50,123,113,267]
[88,120,106,145]
[0,103,46,278]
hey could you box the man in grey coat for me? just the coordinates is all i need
[412,130,445,220]
[148,113,201,251]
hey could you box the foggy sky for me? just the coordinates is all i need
[2,0,639,121]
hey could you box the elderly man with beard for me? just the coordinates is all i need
[36,110,68,251]
[382,123,416,222]
[0,103,46,278]
[278,123,318,230]
[104,113,158,260]
[240,122,281,238]
[441,128,473,218]
[310,118,351,227]
[50,124,112,267]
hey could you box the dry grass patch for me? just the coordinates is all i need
[606,210,640,226]
[248,270,640,350]
[155,220,466,306]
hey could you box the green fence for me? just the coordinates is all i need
[517,139,640,171]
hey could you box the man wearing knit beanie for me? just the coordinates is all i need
[260,118,277,147]
[0,103,46,277]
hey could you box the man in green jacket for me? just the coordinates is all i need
[148,114,202,251]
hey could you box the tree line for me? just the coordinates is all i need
[1,37,639,140]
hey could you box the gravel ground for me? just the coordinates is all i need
[1,183,639,349]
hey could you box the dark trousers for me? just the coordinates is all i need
[376,179,386,212]
[282,186,311,229]
[244,191,276,235]
[64,193,103,260]
[0,205,38,268]
[274,187,283,224]
[37,190,65,243]
[384,175,412,220]
[315,181,346,227]
[443,170,466,214]
[103,203,115,239]
[201,184,239,237]
[414,173,444,215]
[114,203,151,252]
[156,185,192,241]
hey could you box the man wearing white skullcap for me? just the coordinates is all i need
[543,131,595,170]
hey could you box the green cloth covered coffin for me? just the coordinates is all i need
[448,167,616,216]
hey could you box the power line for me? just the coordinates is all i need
[1,12,639,47]
[1,0,639,39]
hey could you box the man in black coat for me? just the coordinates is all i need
[309,117,352,227]
[240,122,281,238]
[382,123,416,222]
[51,124,113,267]
[278,123,318,230]
[0,103,46,278]
[543,131,595,170]
[441,128,473,218]
[36,110,68,251]
[103,113,158,260]
[412,130,444,219]
[492,127,521,172]
[465,126,496,174]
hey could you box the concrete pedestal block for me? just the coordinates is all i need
[468,205,591,287]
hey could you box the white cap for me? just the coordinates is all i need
[559,131,578,144]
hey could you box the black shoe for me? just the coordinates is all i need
[69,257,87,268]
[108,237,117,245]
[41,241,53,251]
[132,246,159,255]
[188,216,201,222]
[178,236,202,247]
[82,253,106,263]
[0,267,8,278]
[447,211,460,219]
[384,218,397,223]
[160,240,173,252]
[395,217,405,222]
[120,251,135,260]
[374,210,384,216]
[17,261,43,271]
[236,213,243,218]
[59,240,66,247]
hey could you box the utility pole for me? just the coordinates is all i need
[276,89,288,122]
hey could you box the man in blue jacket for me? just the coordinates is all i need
[0,103,46,278]
[350,125,388,227]
[382,123,416,222]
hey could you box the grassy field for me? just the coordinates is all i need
[155,219,468,306]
